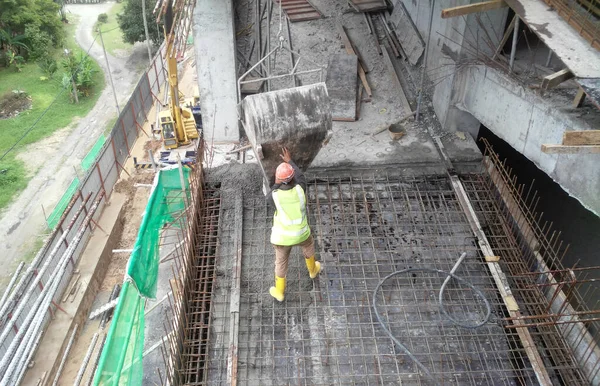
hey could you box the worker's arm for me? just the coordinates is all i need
[266,184,280,207]
[288,160,306,192]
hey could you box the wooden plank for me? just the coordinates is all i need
[326,54,358,121]
[492,15,517,60]
[541,69,574,90]
[573,87,586,108]
[337,23,372,97]
[442,0,506,18]
[348,0,387,12]
[563,130,600,146]
[541,144,600,154]
[274,0,321,22]
[381,45,412,115]
[388,2,424,65]
[449,175,553,386]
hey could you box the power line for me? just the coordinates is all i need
[0,32,101,162]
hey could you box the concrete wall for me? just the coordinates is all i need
[458,65,600,216]
[396,0,508,132]
[193,0,240,142]
[395,1,599,215]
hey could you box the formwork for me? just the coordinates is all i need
[162,146,600,385]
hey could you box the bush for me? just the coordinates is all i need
[98,13,108,23]
[24,26,55,61]
[38,57,58,78]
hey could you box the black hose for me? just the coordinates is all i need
[372,253,492,386]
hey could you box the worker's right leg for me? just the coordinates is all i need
[300,235,321,279]
[270,245,291,302]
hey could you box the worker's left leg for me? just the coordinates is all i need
[300,234,321,279]
[270,245,291,301]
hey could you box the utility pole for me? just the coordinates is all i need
[142,0,153,62]
[98,28,120,115]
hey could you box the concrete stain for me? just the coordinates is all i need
[529,22,553,38]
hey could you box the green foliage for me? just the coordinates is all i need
[24,25,54,60]
[37,56,57,78]
[14,55,24,72]
[117,0,164,45]
[0,0,65,61]
[0,16,105,211]
[61,52,97,100]
[98,13,108,24]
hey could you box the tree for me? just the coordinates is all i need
[0,0,64,62]
[61,52,97,103]
[117,0,164,46]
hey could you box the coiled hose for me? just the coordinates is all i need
[372,253,492,386]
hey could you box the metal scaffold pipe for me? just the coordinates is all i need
[0,195,104,384]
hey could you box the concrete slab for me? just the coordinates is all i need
[326,53,358,121]
[504,0,600,78]
[193,0,240,142]
[204,168,555,385]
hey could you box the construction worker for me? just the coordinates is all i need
[267,147,321,302]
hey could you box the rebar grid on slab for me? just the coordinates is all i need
[165,147,600,386]
[206,173,551,385]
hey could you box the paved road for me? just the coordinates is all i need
[0,2,146,286]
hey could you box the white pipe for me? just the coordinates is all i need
[0,196,91,349]
[73,332,100,386]
[0,262,25,311]
[0,197,103,382]
[51,324,79,386]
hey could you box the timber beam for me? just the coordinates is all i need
[563,130,600,146]
[541,69,574,91]
[441,0,507,18]
[541,144,600,154]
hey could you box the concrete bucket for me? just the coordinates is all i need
[241,82,332,189]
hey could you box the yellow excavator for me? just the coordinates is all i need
[158,1,199,150]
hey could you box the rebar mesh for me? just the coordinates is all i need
[205,172,569,385]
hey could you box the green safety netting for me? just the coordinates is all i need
[46,178,80,230]
[82,135,107,171]
[94,167,189,385]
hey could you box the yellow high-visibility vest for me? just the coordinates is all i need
[270,185,310,246]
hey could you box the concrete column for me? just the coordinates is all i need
[193,0,240,143]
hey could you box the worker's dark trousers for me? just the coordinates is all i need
[272,234,315,278]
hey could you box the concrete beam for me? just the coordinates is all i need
[541,144,600,154]
[441,0,506,18]
[193,0,240,143]
[563,130,600,146]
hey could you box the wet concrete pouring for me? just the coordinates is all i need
[174,163,585,386]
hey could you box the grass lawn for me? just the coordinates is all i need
[0,15,105,212]
[94,2,133,56]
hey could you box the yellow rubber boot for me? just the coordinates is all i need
[305,256,321,279]
[269,276,286,302]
